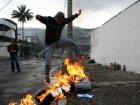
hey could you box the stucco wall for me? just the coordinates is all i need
[0,47,9,57]
[91,1,140,74]
[0,29,15,38]
[0,18,16,57]
[0,42,9,57]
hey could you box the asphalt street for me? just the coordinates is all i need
[0,58,62,105]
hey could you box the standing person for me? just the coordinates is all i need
[7,39,21,72]
[36,9,83,82]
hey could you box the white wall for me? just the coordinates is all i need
[4,29,15,38]
[0,19,16,30]
[0,18,16,57]
[91,1,140,74]
[0,29,15,38]
[0,29,15,57]
[0,42,9,57]
[0,46,9,57]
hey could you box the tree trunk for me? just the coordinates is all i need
[22,21,24,40]
[15,24,18,42]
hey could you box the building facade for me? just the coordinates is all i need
[91,0,140,74]
[0,18,17,57]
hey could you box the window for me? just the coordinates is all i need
[0,24,10,31]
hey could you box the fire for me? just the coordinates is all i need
[19,94,36,105]
[9,94,36,105]
[36,58,87,102]
[64,58,86,82]
[37,71,71,102]
[8,58,87,105]
[8,102,17,105]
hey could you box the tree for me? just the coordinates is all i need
[11,5,34,40]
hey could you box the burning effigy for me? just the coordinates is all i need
[9,58,92,105]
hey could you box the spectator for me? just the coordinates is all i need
[7,39,21,72]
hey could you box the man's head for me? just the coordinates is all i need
[55,11,65,24]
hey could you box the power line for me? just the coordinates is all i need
[0,0,14,13]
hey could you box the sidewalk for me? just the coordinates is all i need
[0,56,9,61]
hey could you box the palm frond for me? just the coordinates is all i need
[18,5,26,14]
[24,9,34,21]
[11,10,21,18]
[11,4,34,23]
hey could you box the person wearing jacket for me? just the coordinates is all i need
[36,9,83,82]
[7,39,21,72]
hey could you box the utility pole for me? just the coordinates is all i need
[67,0,73,59]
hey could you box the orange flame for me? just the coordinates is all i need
[9,58,87,104]
[19,94,36,105]
[8,102,17,105]
[9,94,36,105]
[37,71,71,102]
[64,58,86,82]
[37,58,87,102]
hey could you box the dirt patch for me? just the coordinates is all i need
[67,83,140,105]
[67,63,140,105]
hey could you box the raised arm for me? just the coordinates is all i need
[36,14,47,24]
[65,9,82,24]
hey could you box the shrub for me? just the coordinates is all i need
[88,59,96,64]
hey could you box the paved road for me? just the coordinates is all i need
[0,58,62,105]
[0,59,10,72]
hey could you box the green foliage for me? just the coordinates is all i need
[31,42,44,57]
[88,59,96,64]
[19,41,44,58]
[11,5,33,23]
[11,4,34,38]
[19,41,30,57]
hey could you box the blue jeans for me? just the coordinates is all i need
[10,53,21,72]
[44,39,82,77]
[45,39,81,66]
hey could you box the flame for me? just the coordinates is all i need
[37,71,71,102]
[8,102,17,105]
[8,58,87,104]
[64,58,86,82]
[9,94,36,105]
[37,58,87,102]
[19,94,36,105]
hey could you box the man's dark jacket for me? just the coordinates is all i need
[37,14,79,44]
[7,43,19,54]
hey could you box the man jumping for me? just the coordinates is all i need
[36,9,83,82]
